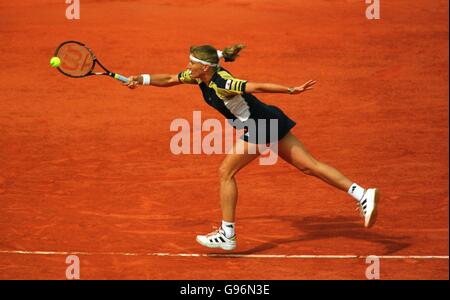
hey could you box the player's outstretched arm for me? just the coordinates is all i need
[126,74,181,89]
[245,80,316,95]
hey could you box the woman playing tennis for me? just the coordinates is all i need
[125,44,379,251]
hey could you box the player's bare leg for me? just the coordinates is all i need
[219,139,260,222]
[277,132,352,191]
[196,139,259,250]
[277,132,379,227]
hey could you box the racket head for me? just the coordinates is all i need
[54,41,96,78]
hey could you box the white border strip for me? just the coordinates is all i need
[0,250,447,260]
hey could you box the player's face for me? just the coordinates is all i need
[187,60,207,78]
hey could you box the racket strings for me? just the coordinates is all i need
[56,43,95,77]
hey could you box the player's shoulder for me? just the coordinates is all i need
[211,68,247,96]
[212,68,237,89]
[215,68,235,81]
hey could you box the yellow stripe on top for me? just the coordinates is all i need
[231,80,237,91]
[214,69,247,96]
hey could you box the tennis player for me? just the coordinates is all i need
[125,44,379,251]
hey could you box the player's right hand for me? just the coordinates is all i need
[125,76,140,89]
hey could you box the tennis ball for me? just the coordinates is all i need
[50,56,61,68]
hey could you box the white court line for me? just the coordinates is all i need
[0,250,448,260]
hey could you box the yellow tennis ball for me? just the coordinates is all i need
[50,57,61,68]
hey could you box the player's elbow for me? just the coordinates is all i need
[168,74,180,84]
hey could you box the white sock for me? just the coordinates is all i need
[221,220,235,238]
[348,183,366,202]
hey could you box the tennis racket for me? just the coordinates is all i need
[53,40,129,83]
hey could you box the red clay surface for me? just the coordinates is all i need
[0,0,448,279]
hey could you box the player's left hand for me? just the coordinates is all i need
[290,80,317,94]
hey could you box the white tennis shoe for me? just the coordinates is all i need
[359,188,379,228]
[196,228,236,250]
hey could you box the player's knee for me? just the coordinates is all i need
[299,166,315,176]
[219,165,236,181]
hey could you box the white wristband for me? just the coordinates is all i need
[141,74,151,85]
[217,50,223,59]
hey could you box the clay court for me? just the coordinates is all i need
[0,0,448,279]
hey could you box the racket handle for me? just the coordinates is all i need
[114,73,129,83]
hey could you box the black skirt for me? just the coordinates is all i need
[233,105,296,145]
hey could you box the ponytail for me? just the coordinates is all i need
[221,44,246,62]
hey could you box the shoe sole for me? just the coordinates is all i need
[365,188,379,228]
[196,237,236,251]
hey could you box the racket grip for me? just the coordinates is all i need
[114,73,129,83]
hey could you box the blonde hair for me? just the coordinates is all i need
[190,44,246,66]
